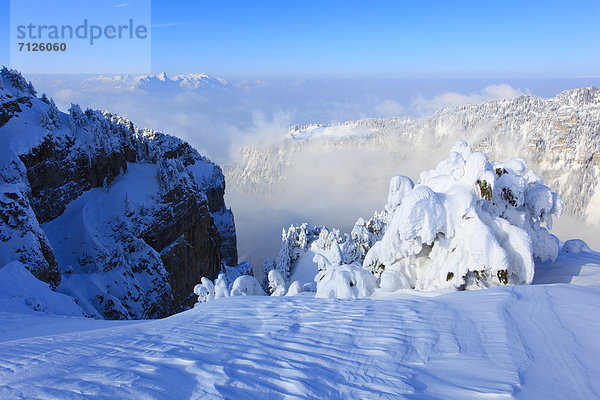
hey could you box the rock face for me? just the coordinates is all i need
[0,68,238,318]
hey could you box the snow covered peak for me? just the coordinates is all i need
[171,73,231,89]
[157,70,168,81]
[553,86,600,108]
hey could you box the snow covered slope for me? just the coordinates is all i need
[0,249,599,399]
[227,87,600,223]
[0,68,237,319]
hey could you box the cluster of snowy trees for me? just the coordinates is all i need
[0,67,36,96]
[196,141,567,302]
[193,269,304,304]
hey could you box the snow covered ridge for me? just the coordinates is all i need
[0,68,237,319]
[247,142,564,298]
[227,86,600,222]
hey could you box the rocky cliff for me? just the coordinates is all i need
[0,68,237,318]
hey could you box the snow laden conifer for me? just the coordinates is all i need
[0,67,35,96]
[363,140,563,291]
[40,111,54,131]
[230,275,265,296]
[285,281,303,296]
[267,270,286,296]
[68,103,86,132]
[315,264,377,299]
[214,274,230,298]
[40,99,61,131]
[47,99,61,129]
[193,277,215,304]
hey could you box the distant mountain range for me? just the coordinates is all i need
[84,71,232,91]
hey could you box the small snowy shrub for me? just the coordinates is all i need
[214,273,230,299]
[315,264,377,299]
[268,269,286,296]
[224,261,253,287]
[286,281,303,296]
[363,140,563,291]
[230,275,265,296]
[193,274,230,305]
[193,277,215,304]
[561,239,592,254]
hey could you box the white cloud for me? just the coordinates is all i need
[411,84,526,116]
[374,99,405,117]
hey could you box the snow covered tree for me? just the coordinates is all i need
[214,273,230,298]
[1,68,35,96]
[268,269,286,296]
[40,93,50,104]
[260,257,275,292]
[285,281,302,296]
[315,264,377,299]
[157,158,195,194]
[230,275,265,296]
[27,81,37,96]
[40,100,61,131]
[363,140,563,292]
[68,103,86,132]
[47,99,61,129]
[193,277,215,304]
[40,110,53,131]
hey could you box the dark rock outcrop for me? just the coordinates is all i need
[0,68,238,318]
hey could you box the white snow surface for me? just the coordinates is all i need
[0,262,85,317]
[1,250,599,399]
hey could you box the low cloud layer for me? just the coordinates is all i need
[411,84,527,116]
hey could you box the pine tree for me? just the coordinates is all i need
[48,99,61,129]
[40,110,53,131]
[27,81,37,96]
[68,103,85,132]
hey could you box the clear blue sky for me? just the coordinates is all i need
[1,0,598,78]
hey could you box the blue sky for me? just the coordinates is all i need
[1,0,599,78]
